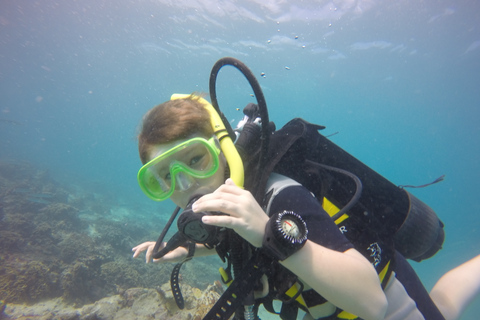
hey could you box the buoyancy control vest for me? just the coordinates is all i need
[247,117,445,264]
[231,116,446,320]
[208,57,444,266]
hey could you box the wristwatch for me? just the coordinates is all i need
[262,210,308,261]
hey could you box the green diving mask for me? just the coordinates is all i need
[137,136,221,201]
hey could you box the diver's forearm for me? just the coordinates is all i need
[281,243,387,320]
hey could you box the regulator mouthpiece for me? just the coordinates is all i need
[177,195,225,246]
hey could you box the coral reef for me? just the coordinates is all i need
[57,233,101,264]
[101,261,144,292]
[60,255,108,306]
[0,159,222,318]
[0,260,60,304]
[98,219,135,252]
[3,283,222,320]
[40,203,82,231]
[0,230,25,253]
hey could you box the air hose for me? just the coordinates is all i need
[209,57,270,320]
[209,57,270,187]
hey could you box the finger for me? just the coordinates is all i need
[194,188,245,211]
[146,244,154,263]
[193,182,245,208]
[132,245,146,258]
[215,180,245,195]
[132,241,152,251]
[225,178,236,186]
[195,199,240,217]
[132,249,140,258]
[132,244,144,252]
[202,214,238,229]
[132,241,154,254]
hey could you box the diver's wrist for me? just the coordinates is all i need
[262,211,308,261]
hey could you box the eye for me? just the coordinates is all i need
[164,172,171,181]
[154,166,170,182]
[189,154,205,167]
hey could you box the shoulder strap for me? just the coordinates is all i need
[263,173,301,215]
[241,118,320,206]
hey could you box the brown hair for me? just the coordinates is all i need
[138,95,213,164]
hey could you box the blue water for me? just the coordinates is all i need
[1,0,479,318]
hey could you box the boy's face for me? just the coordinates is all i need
[145,135,227,208]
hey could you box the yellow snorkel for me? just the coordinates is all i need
[170,93,244,188]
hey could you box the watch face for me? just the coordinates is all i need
[281,218,300,238]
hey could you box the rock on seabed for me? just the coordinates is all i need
[4,283,222,320]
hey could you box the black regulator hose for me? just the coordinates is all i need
[209,57,270,320]
[153,206,182,259]
[209,57,270,177]
[315,162,363,221]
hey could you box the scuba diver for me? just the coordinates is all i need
[132,58,480,320]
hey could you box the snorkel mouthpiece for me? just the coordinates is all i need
[170,94,244,188]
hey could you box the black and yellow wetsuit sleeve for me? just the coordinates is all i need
[269,185,354,252]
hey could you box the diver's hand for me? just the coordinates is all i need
[132,241,188,264]
[193,178,268,248]
[132,241,157,263]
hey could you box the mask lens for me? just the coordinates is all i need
[145,168,171,192]
[138,137,220,201]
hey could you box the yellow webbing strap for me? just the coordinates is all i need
[336,310,359,319]
[219,267,233,286]
[322,197,349,224]
[378,260,391,284]
[284,282,307,307]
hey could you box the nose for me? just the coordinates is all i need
[175,172,195,191]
